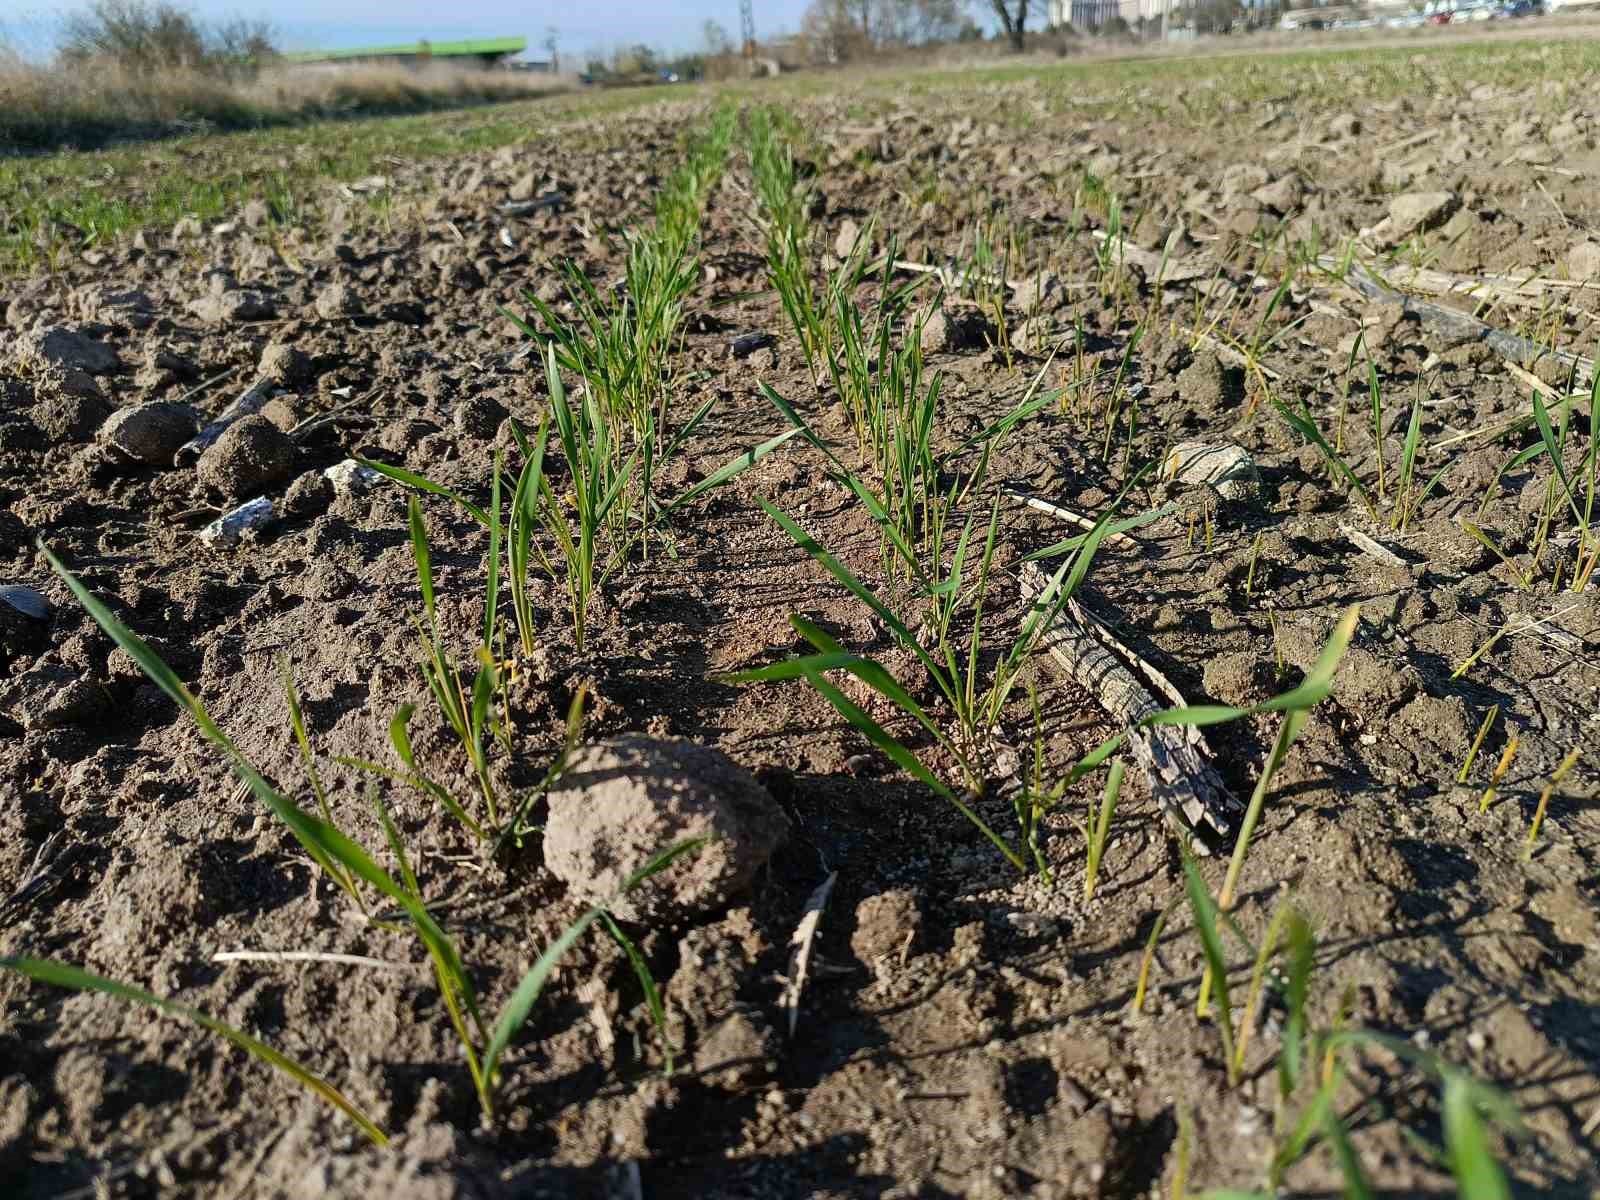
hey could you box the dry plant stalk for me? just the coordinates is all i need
[1021,562,1240,851]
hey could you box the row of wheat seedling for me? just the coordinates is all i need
[739,111,1523,1193]
[1,108,783,1146]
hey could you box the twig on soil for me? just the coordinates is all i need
[780,872,837,1037]
[1340,524,1409,571]
[1088,229,1209,283]
[174,365,239,408]
[1004,489,1138,546]
[1535,179,1571,231]
[1501,359,1568,402]
[1020,562,1240,853]
[0,830,76,925]
[212,949,419,971]
[288,392,380,443]
[1326,259,1595,384]
[177,378,276,466]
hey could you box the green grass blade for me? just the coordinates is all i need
[1443,1075,1512,1200]
[600,912,678,1074]
[371,785,422,901]
[1182,853,1237,1084]
[760,500,942,679]
[1020,504,1173,563]
[408,497,437,627]
[666,427,804,514]
[482,837,707,1084]
[1271,1067,1339,1178]
[356,458,489,526]
[1,956,387,1146]
[1273,396,1376,516]
[484,448,503,649]
[1324,1100,1376,1200]
[1531,389,1584,525]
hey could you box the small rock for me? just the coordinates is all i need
[921,307,990,354]
[1176,353,1244,414]
[695,1008,778,1089]
[851,888,922,963]
[508,171,538,201]
[314,282,359,320]
[258,342,312,386]
[833,218,863,260]
[171,216,202,239]
[727,332,775,359]
[453,394,508,439]
[1250,174,1304,215]
[1384,192,1458,240]
[543,737,788,921]
[321,459,383,496]
[1569,240,1600,282]
[20,327,121,376]
[0,585,50,621]
[186,290,275,325]
[1011,272,1059,313]
[195,414,297,499]
[1165,441,1262,503]
[199,497,274,546]
[77,287,155,331]
[1327,112,1361,139]
[3,663,107,730]
[99,402,197,466]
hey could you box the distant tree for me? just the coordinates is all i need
[702,18,732,53]
[801,0,871,60]
[803,0,969,54]
[59,0,278,75]
[613,42,657,74]
[988,0,1030,50]
[876,0,972,43]
[60,0,204,71]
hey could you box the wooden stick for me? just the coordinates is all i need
[1021,563,1240,854]
[1329,260,1594,383]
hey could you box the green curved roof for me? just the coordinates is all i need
[284,37,528,63]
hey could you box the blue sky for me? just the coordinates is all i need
[2,1,820,58]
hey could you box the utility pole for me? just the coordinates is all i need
[740,0,756,56]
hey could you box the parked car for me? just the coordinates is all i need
[1500,0,1543,14]
[1426,9,1452,20]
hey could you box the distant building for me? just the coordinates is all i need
[1049,0,1180,28]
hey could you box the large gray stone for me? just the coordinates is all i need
[99,402,197,466]
[1384,192,1457,240]
[1569,240,1600,282]
[544,737,788,921]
